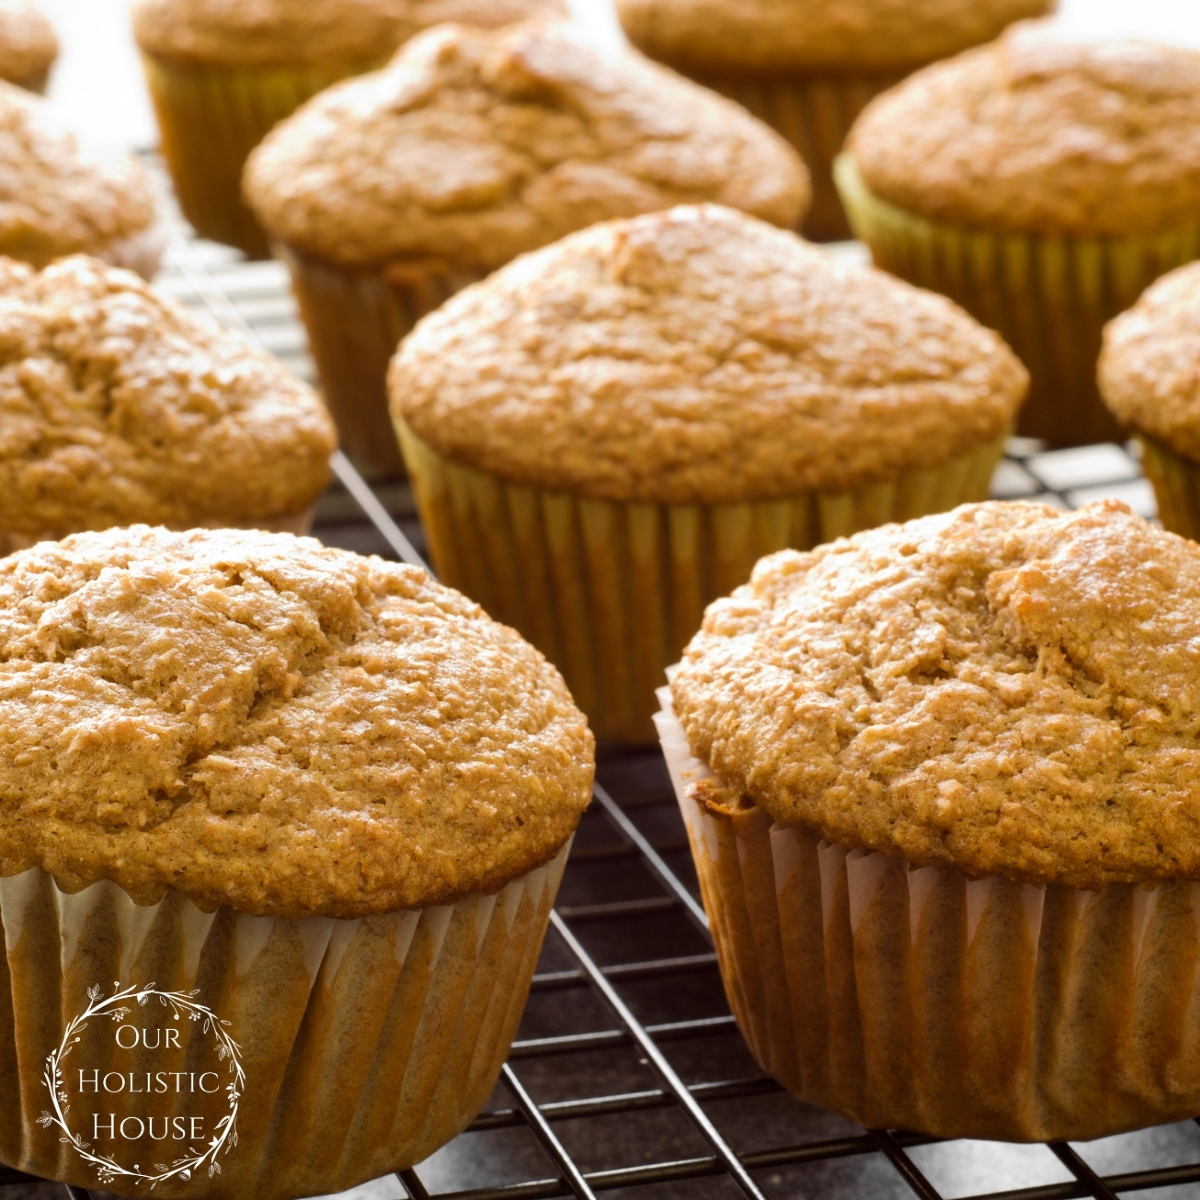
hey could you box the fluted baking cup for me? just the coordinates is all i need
[279,243,485,480]
[655,691,1200,1141]
[397,421,1006,743]
[140,54,385,259]
[684,69,904,241]
[836,154,1200,447]
[1134,436,1200,541]
[0,841,568,1199]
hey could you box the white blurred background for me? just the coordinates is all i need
[36,0,1200,153]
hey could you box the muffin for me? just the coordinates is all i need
[132,0,567,259]
[1099,262,1200,539]
[0,83,163,278]
[0,0,56,93]
[838,20,1200,447]
[0,255,336,552]
[245,21,810,479]
[389,204,1027,743]
[0,525,593,1198]
[660,498,1200,1140]
[617,0,1053,242]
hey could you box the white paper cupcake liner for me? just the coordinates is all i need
[655,685,1200,1141]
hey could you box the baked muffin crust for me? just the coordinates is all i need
[132,0,566,69]
[0,0,56,87]
[0,84,157,264]
[0,256,335,534]
[847,21,1200,238]
[0,526,594,917]
[244,22,809,270]
[390,204,1026,503]
[673,499,1200,891]
[617,0,1052,74]
[1099,262,1200,461]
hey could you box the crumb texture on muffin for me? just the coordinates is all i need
[0,0,56,85]
[616,0,1052,73]
[672,499,1200,890]
[132,0,566,68]
[244,22,809,269]
[0,526,594,917]
[0,84,157,262]
[848,20,1200,237]
[0,256,336,533]
[391,204,1025,503]
[1100,262,1200,459]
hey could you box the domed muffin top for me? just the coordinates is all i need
[0,526,594,917]
[0,256,335,536]
[132,0,566,69]
[847,21,1200,237]
[244,21,809,270]
[0,84,157,264]
[616,0,1053,74]
[390,204,1026,504]
[1100,262,1200,460]
[673,499,1200,890]
[0,0,56,88]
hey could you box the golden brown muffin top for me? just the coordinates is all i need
[244,21,809,270]
[847,21,1200,238]
[132,0,566,69]
[617,0,1053,74]
[0,84,157,264]
[673,499,1200,891]
[0,0,56,86]
[1100,263,1200,461]
[0,256,336,535]
[0,526,594,917]
[390,205,1026,504]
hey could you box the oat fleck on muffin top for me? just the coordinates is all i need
[244,21,809,270]
[673,500,1200,890]
[0,256,335,535]
[0,0,56,88]
[0,526,594,917]
[848,20,1200,238]
[617,0,1052,74]
[390,205,1026,503]
[132,0,566,69]
[1099,262,1200,461]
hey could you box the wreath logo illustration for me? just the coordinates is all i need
[38,983,244,1189]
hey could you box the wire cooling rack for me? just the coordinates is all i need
[3,235,1200,1200]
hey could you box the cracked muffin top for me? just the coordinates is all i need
[0,83,158,265]
[390,204,1026,503]
[0,526,594,917]
[673,499,1200,890]
[244,21,809,270]
[1100,262,1200,460]
[616,0,1052,74]
[132,0,566,69]
[0,255,335,536]
[847,21,1200,238]
[0,0,56,89]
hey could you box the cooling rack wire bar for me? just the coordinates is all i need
[3,232,1200,1200]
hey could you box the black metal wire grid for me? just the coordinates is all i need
[4,236,1200,1200]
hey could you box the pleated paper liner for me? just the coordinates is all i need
[397,421,1006,744]
[1135,436,1200,542]
[0,841,569,1200]
[0,506,317,558]
[655,692,1200,1141]
[836,153,1200,448]
[677,68,905,241]
[139,54,386,259]
[277,242,485,480]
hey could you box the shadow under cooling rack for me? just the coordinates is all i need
[3,233,1200,1200]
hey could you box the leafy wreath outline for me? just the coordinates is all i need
[38,982,244,1189]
